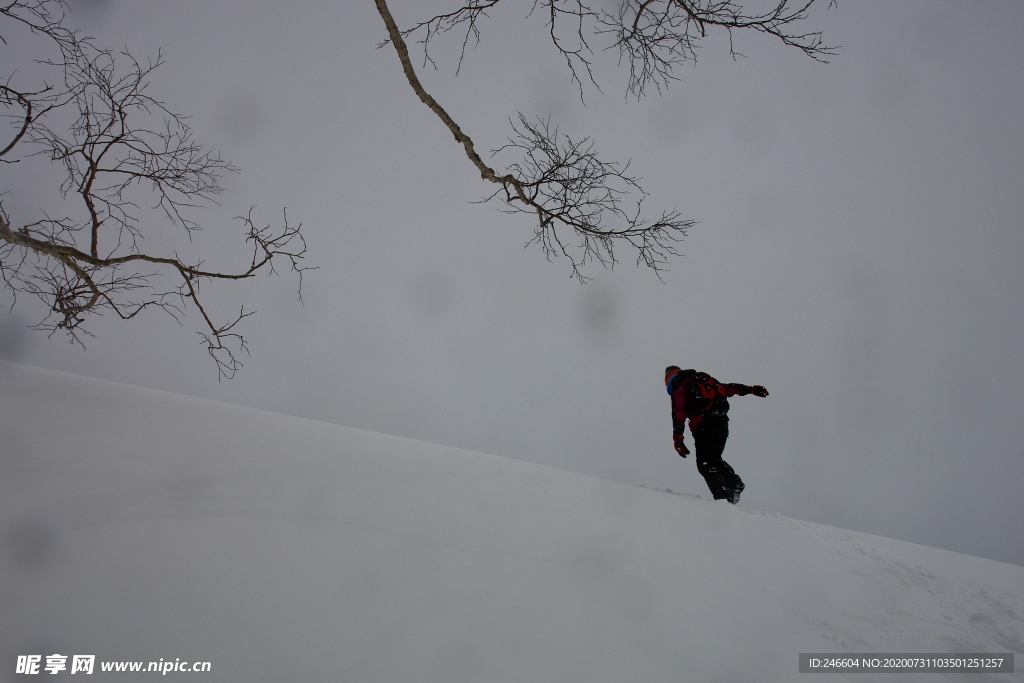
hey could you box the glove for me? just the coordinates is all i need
[673,433,689,458]
[751,385,769,397]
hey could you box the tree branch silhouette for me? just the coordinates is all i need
[375,0,834,279]
[1,0,310,378]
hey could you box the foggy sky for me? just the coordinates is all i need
[3,0,1023,566]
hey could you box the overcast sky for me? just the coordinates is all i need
[3,0,1023,567]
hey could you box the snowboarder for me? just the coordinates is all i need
[664,366,769,504]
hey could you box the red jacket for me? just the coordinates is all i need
[667,369,757,435]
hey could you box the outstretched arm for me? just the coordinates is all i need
[724,383,769,397]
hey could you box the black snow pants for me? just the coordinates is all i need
[691,415,744,501]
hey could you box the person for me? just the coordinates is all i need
[664,366,768,504]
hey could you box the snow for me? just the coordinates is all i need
[1,361,1021,682]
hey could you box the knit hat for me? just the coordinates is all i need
[664,366,681,384]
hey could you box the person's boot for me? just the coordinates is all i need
[727,479,745,505]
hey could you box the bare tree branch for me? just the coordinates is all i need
[600,0,838,97]
[375,0,691,281]
[491,114,692,278]
[1,0,310,378]
[387,0,502,74]
[376,0,833,279]
[0,84,34,159]
[393,1,836,99]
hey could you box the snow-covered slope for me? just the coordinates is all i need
[1,362,1021,682]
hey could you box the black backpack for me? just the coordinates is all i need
[683,371,727,413]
